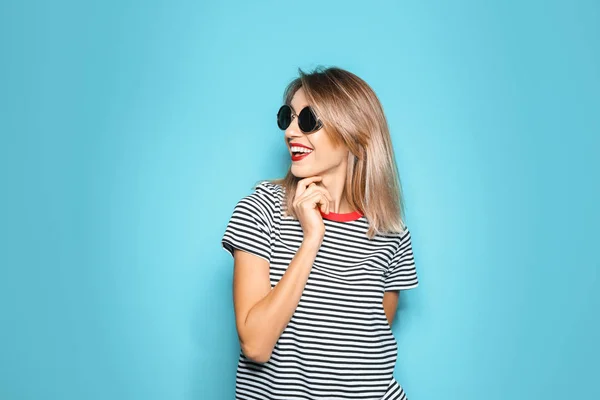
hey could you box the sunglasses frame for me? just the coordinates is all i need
[277,104,324,134]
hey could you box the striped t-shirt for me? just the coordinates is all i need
[222,181,419,400]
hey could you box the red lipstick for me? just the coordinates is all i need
[289,142,313,162]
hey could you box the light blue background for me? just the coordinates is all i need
[1,0,598,399]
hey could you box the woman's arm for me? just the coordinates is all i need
[383,290,400,325]
[232,237,322,363]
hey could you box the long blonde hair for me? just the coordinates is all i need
[265,66,407,239]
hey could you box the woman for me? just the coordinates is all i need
[222,66,419,399]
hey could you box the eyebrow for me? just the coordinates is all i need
[287,103,302,115]
[286,103,297,114]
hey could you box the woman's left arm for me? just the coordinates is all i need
[383,291,399,325]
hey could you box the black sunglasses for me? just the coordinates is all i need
[277,104,323,134]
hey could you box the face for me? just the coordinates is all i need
[284,88,349,180]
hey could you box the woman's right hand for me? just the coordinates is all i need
[293,176,333,242]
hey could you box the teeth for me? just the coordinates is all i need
[290,146,313,153]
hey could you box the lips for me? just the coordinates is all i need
[289,142,313,162]
[291,152,311,161]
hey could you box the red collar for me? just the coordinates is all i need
[319,209,364,222]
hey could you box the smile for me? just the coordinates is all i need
[290,145,313,162]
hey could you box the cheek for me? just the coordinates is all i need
[312,134,337,156]
[313,147,348,167]
[310,132,349,164]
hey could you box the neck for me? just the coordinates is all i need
[320,172,353,214]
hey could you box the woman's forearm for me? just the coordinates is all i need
[240,237,321,363]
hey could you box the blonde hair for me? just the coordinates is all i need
[265,66,407,239]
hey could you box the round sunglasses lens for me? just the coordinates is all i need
[277,105,292,130]
[298,107,320,133]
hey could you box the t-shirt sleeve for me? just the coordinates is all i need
[384,227,419,291]
[221,185,273,263]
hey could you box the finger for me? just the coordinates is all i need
[317,193,330,215]
[304,192,328,214]
[295,176,323,198]
[321,187,334,203]
[321,195,329,215]
[301,184,334,205]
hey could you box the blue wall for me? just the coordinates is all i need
[1,0,598,399]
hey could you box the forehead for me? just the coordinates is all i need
[289,87,309,111]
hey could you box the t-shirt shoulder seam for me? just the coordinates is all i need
[255,181,284,205]
[248,181,282,225]
[256,180,283,193]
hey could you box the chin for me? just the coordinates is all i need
[291,165,322,178]
[290,165,308,178]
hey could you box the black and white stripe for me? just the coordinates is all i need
[222,181,418,399]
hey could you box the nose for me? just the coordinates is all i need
[284,116,303,141]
